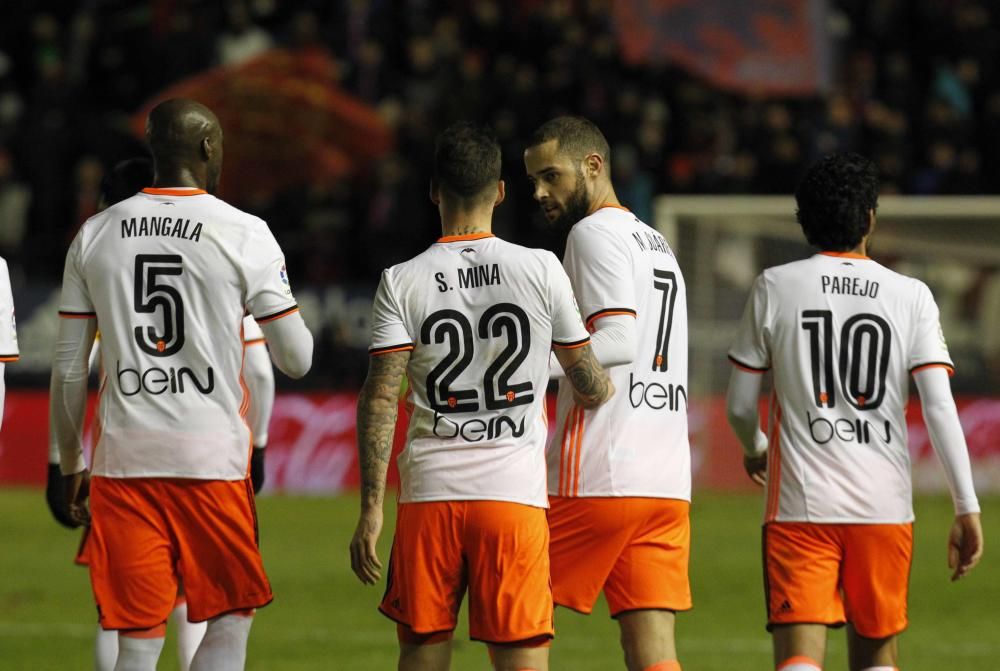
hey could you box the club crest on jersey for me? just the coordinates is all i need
[279,264,289,285]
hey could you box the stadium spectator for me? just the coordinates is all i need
[350,122,613,671]
[726,153,983,671]
[49,98,312,671]
[525,116,692,671]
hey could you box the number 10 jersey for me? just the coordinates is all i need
[369,233,590,508]
[729,252,954,523]
[57,188,298,480]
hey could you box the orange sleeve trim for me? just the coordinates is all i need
[910,362,955,377]
[59,310,97,319]
[141,187,207,196]
[0,355,18,362]
[728,355,769,374]
[819,251,870,260]
[369,344,414,356]
[255,305,299,323]
[553,337,590,350]
[437,232,495,243]
[243,338,266,346]
[585,307,637,330]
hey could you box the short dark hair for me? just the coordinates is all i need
[795,153,879,251]
[101,157,153,206]
[433,122,501,205]
[528,116,610,164]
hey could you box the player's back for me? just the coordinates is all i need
[61,187,294,479]
[551,207,690,499]
[730,252,953,522]
[371,233,587,507]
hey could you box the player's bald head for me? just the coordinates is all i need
[145,98,223,192]
[146,98,221,158]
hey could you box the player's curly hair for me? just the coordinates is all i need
[795,153,879,251]
[433,122,501,206]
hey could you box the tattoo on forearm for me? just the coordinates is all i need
[563,346,611,407]
[357,351,409,509]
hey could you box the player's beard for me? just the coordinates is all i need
[550,169,591,232]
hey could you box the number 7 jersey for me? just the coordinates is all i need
[550,206,690,500]
[57,187,298,480]
[729,252,954,523]
[369,233,590,508]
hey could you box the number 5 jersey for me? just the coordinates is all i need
[368,232,591,508]
[550,206,691,501]
[729,252,954,523]
[57,187,297,480]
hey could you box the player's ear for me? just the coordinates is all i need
[429,179,440,206]
[494,180,505,208]
[583,152,604,179]
[201,136,213,161]
[867,208,877,234]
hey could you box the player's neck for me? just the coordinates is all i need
[586,183,620,216]
[439,208,493,238]
[153,166,207,190]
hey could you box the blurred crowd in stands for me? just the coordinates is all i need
[2,0,1000,282]
[1,0,1000,387]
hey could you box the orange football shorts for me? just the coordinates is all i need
[380,500,553,645]
[547,496,692,617]
[764,521,913,638]
[87,476,272,630]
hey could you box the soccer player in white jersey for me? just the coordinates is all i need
[49,99,312,671]
[524,116,691,671]
[726,153,983,671]
[350,122,614,671]
[0,254,18,426]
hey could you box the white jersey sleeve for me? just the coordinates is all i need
[369,270,415,355]
[564,222,637,328]
[245,226,298,323]
[57,235,96,318]
[0,257,18,361]
[728,274,771,372]
[908,281,954,372]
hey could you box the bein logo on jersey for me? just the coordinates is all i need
[628,373,687,412]
[807,411,891,445]
[431,411,525,442]
[116,359,215,397]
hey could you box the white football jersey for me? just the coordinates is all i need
[550,206,690,500]
[242,314,264,344]
[729,252,954,523]
[58,187,298,480]
[369,232,590,507]
[0,257,18,363]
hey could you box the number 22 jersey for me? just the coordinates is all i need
[57,187,298,480]
[729,252,954,523]
[369,233,590,508]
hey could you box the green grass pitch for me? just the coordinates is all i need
[0,489,995,669]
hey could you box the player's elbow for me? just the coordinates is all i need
[726,400,756,434]
[278,345,312,379]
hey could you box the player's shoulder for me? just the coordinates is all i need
[569,207,644,247]
[197,194,268,229]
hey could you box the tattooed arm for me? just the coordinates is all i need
[350,350,409,585]
[554,343,615,409]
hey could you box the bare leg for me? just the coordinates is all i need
[847,625,897,671]
[488,644,548,671]
[773,624,827,669]
[399,640,452,671]
[618,610,678,671]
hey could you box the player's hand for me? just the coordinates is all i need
[948,512,983,581]
[45,463,80,529]
[250,446,266,494]
[63,469,91,527]
[743,453,767,487]
[350,506,384,585]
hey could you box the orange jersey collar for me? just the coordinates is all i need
[437,232,495,243]
[820,251,870,260]
[142,187,208,196]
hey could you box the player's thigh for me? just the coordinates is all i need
[380,502,467,636]
[465,501,553,644]
[605,498,691,617]
[847,624,898,671]
[772,623,828,668]
[840,524,913,639]
[168,479,272,622]
[88,476,178,630]
[547,496,632,614]
[764,523,845,629]
[489,642,549,671]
